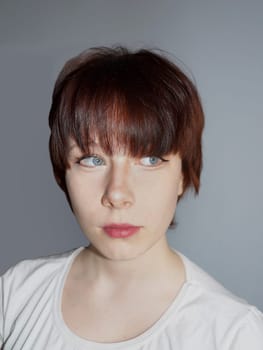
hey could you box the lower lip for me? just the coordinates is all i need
[103,226,140,238]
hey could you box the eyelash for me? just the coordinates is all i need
[76,154,105,166]
[139,156,168,166]
[75,155,169,167]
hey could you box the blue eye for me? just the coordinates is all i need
[79,155,105,167]
[140,156,163,166]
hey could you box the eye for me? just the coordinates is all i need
[78,155,105,167]
[139,156,166,167]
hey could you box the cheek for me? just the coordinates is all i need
[138,177,179,223]
[66,173,101,217]
[138,169,180,202]
[148,190,178,216]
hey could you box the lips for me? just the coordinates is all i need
[102,223,141,238]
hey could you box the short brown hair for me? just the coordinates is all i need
[49,47,204,199]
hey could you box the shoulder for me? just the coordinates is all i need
[1,248,80,287]
[0,247,83,344]
[0,248,82,309]
[177,252,263,348]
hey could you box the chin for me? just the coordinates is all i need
[88,242,150,262]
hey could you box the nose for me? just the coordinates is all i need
[101,162,134,209]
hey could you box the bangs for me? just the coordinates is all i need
[58,62,180,159]
[49,47,204,196]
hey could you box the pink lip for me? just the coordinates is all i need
[102,223,141,238]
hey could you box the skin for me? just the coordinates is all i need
[65,141,184,261]
[62,140,186,342]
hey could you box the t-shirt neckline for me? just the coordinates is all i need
[54,247,191,350]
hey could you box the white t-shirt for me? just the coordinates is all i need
[1,247,263,349]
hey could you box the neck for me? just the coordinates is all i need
[80,238,185,288]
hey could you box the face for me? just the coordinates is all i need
[65,140,183,261]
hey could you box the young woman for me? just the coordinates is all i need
[1,47,263,349]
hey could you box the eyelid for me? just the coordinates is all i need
[139,156,169,167]
[76,153,100,161]
[159,157,169,162]
[76,154,106,167]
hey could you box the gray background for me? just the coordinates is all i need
[0,0,262,311]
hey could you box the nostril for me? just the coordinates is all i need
[101,185,134,209]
